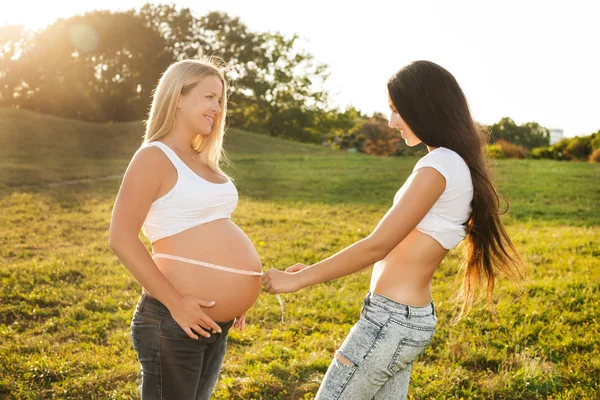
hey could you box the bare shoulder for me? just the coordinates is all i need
[126,144,171,179]
[110,145,170,235]
[412,167,446,192]
[132,144,168,166]
[115,145,174,204]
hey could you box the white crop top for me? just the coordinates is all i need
[394,147,473,250]
[141,141,238,243]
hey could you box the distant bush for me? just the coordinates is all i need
[533,133,597,161]
[565,136,593,160]
[589,148,600,163]
[357,118,402,157]
[531,146,551,159]
[548,139,571,160]
[590,130,600,150]
[486,144,505,159]
[489,140,529,159]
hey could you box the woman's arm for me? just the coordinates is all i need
[263,167,446,293]
[109,147,222,338]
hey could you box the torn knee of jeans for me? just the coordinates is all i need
[335,350,356,367]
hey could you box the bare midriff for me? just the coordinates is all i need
[146,218,262,322]
[370,229,449,306]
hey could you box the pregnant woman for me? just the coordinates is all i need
[109,58,261,399]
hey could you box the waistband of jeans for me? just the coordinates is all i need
[365,291,435,317]
[137,292,235,327]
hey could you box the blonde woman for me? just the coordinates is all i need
[109,59,262,399]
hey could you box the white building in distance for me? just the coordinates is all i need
[549,128,564,144]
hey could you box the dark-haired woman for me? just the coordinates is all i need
[262,60,524,399]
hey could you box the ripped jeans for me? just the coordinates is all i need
[315,291,437,400]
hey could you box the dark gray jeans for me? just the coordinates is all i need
[130,293,234,400]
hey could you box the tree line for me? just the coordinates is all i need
[1,4,596,160]
[0,4,355,143]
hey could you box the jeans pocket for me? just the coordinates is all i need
[338,317,386,367]
[159,316,221,345]
[131,313,161,364]
[387,325,435,374]
[362,305,390,330]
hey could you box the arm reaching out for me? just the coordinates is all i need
[262,167,446,294]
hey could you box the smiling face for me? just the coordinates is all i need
[388,95,422,147]
[178,75,224,136]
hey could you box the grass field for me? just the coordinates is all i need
[1,108,599,399]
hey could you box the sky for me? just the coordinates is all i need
[2,0,599,137]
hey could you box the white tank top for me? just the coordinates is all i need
[141,141,238,243]
[394,147,473,249]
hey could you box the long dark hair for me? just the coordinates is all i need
[388,60,524,321]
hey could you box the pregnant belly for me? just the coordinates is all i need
[150,219,263,322]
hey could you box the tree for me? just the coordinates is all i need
[1,4,350,143]
[138,6,331,140]
[0,25,34,106]
[490,117,550,149]
[1,10,173,121]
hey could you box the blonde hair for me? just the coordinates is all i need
[144,57,229,175]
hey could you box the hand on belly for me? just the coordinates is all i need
[153,220,264,322]
[158,260,262,323]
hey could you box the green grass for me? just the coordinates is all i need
[1,108,599,399]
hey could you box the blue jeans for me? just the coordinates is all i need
[315,291,437,400]
[130,293,234,400]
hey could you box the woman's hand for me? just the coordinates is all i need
[168,295,222,340]
[262,264,307,294]
[233,312,246,333]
